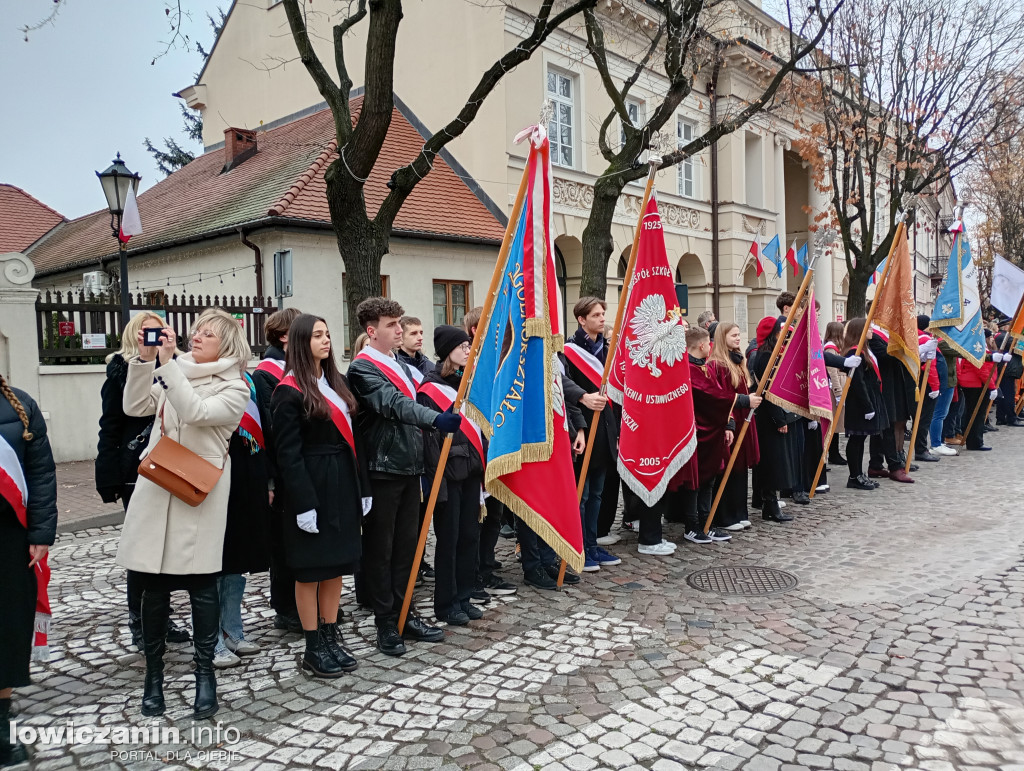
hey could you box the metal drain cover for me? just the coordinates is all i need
[686,566,798,595]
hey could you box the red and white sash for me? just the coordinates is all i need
[563,341,604,389]
[870,324,890,344]
[0,433,51,660]
[355,346,422,399]
[279,374,357,458]
[255,357,286,381]
[823,341,840,356]
[418,380,485,464]
[238,398,264,449]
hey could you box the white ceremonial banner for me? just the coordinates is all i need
[991,255,1024,316]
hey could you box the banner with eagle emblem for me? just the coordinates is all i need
[607,193,697,506]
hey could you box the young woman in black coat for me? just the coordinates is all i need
[94,311,189,650]
[417,326,485,626]
[271,314,368,678]
[841,318,885,491]
[1,374,56,766]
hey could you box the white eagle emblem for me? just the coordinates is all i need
[626,295,687,378]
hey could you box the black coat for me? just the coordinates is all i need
[221,379,272,575]
[867,336,911,424]
[843,348,886,435]
[750,345,799,491]
[0,387,57,545]
[271,379,368,572]
[563,330,617,469]
[396,348,434,377]
[417,369,485,502]
[252,345,285,483]
[95,354,157,502]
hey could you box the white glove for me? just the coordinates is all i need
[480,487,489,506]
[995,352,1008,363]
[865,412,876,420]
[928,390,940,399]
[844,355,862,369]
[297,510,319,533]
[362,498,373,517]
[919,338,938,359]
[808,421,819,430]
[989,389,999,400]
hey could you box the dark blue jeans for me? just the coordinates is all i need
[580,467,607,556]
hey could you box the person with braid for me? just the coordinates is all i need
[1,373,57,766]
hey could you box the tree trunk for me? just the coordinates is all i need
[323,160,390,347]
[847,268,870,321]
[580,173,627,299]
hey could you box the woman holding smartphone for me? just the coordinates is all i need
[118,309,250,720]
[271,314,368,678]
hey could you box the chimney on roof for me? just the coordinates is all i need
[223,127,257,172]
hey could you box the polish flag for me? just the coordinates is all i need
[749,235,764,277]
[785,239,800,276]
[118,186,142,243]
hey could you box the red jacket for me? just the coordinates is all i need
[957,357,996,389]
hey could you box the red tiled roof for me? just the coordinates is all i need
[0,184,65,253]
[28,98,505,276]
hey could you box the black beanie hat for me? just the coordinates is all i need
[917,314,930,331]
[434,325,471,362]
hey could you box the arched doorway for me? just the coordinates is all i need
[675,252,709,320]
[554,235,583,332]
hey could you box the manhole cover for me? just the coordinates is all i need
[686,566,798,595]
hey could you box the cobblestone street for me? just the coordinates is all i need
[10,429,1024,771]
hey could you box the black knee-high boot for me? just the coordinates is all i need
[140,589,170,716]
[188,583,220,720]
[0,697,28,766]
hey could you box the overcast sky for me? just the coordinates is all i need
[1,0,225,220]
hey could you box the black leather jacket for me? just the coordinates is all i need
[347,355,440,476]
[1,387,57,545]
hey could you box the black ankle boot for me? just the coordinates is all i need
[140,590,170,716]
[0,698,29,767]
[188,583,220,720]
[301,629,344,678]
[319,620,358,672]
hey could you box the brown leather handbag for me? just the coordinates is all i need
[138,406,226,507]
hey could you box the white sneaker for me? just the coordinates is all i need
[722,523,746,532]
[659,539,678,551]
[596,533,621,546]
[933,444,957,456]
[622,520,640,532]
[778,500,787,509]
[224,636,261,656]
[815,484,830,493]
[739,520,752,529]
[638,541,677,556]
[213,649,241,669]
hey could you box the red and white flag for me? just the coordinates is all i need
[785,239,800,276]
[749,235,764,277]
[607,194,697,506]
[118,186,143,243]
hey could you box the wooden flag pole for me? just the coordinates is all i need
[558,158,660,586]
[397,155,532,634]
[903,358,934,473]
[978,293,1024,427]
[809,219,907,499]
[701,252,820,534]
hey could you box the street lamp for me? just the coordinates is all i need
[96,153,141,326]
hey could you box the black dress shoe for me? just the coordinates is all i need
[544,563,580,585]
[847,475,876,490]
[404,616,445,642]
[968,445,993,451]
[762,511,794,522]
[524,566,558,591]
[166,621,191,643]
[441,610,470,626]
[791,492,811,505]
[916,451,939,462]
[461,603,483,620]
[375,621,406,657]
[273,614,303,633]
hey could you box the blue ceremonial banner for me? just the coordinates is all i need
[796,242,809,273]
[929,229,986,367]
[463,127,583,571]
[763,234,783,278]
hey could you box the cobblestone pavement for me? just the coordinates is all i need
[11,429,1024,771]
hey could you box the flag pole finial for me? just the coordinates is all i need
[808,227,836,271]
[896,193,920,224]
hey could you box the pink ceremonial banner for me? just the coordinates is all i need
[765,289,833,423]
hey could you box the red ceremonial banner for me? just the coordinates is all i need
[607,194,697,506]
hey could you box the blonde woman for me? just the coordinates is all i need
[118,308,249,720]
[96,312,191,650]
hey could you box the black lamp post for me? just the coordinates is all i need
[96,153,141,326]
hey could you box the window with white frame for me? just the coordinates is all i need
[677,118,699,199]
[622,99,645,186]
[547,69,576,168]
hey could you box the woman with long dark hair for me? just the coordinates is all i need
[841,318,884,490]
[271,314,368,678]
[822,321,848,465]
